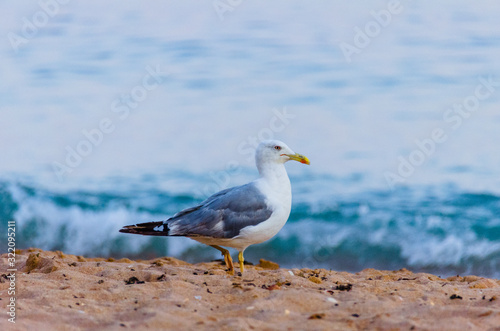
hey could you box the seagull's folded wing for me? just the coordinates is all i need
[168,183,273,239]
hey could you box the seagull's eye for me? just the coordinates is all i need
[274,146,282,151]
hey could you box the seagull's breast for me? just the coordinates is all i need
[235,205,290,246]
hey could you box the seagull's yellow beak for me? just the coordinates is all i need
[284,153,310,165]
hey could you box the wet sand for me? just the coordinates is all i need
[1,248,499,330]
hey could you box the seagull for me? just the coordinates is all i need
[119,140,310,274]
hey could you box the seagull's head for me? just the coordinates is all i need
[256,140,310,167]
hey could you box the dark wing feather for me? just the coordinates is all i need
[119,221,168,236]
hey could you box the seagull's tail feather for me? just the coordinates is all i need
[119,221,169,236]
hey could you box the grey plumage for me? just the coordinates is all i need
[120,182,273,239]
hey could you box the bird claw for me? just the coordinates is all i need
[211,245,235,274]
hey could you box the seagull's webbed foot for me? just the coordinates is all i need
[211,245,234,275]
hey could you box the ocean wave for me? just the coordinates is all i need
[1,178,499,278]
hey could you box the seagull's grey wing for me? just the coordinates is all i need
[166,183,273,238]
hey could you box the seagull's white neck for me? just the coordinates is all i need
[257,162,291,193]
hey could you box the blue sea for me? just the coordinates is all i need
[1,1,500,278]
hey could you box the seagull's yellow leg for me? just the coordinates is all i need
[211,245,234,275]
[238,251,245,273]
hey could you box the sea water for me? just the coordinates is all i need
[1,1,500,278]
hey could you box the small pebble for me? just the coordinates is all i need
[327,297,338,304]
[194,296,202,300]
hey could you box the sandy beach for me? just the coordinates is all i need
[1,248,499,330]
